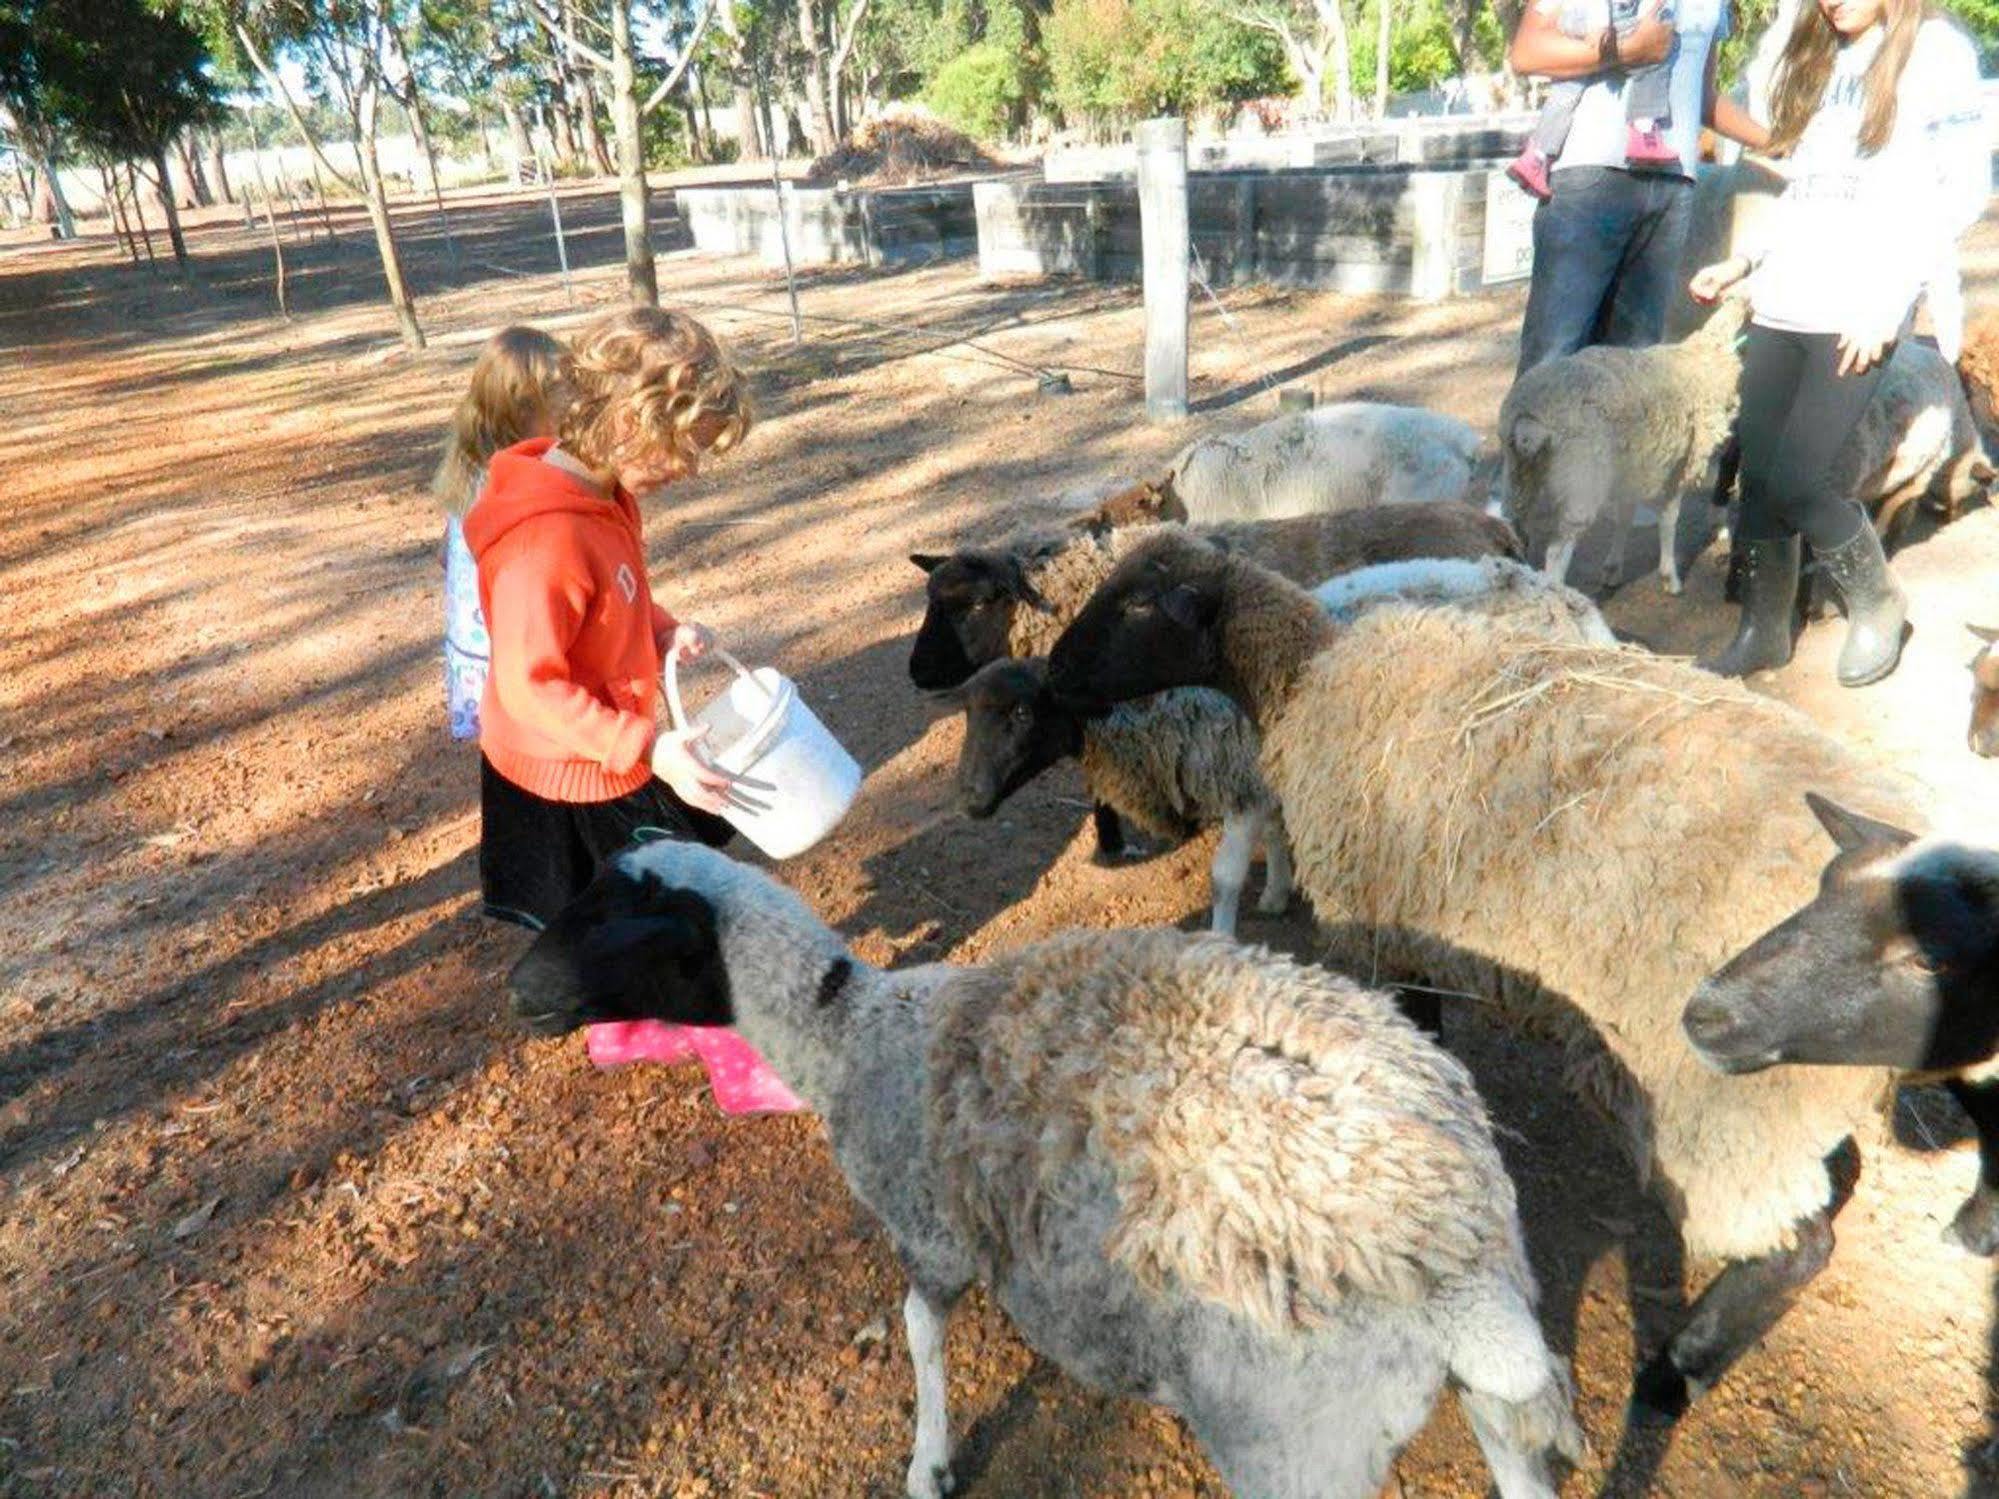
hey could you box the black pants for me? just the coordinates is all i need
[479,756,733,931]
[1516,167,1694,376]
[1734,324,1888,549]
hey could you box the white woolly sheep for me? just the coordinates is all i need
[1047,529,1931,1421]
[1158,402,1491,524]
[949,659,1291,936]
[509,841,1583,1499]
[1500,297,1749,596]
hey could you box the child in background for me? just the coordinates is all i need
[1508,0,1681,200]
[430,326,568,741]
[465,306,800,1114]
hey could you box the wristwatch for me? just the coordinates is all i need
[1599,25,1620,64]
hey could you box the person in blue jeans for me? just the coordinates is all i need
[1509,0,1769,374]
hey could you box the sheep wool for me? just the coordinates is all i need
[1076,688,1273,839]
[1252,599,1918,1260]
[928,928,1526,1331]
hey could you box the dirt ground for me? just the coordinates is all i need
[3,179,1999,1499]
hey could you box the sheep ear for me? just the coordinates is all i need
[922,683,969,715]
[1158,582,1215,632]
[1805,792,1919,856]
[910,553,949,575]
[1968,623,1999,645]
[999,559,1056,615]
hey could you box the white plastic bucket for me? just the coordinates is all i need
[664,648,861,861]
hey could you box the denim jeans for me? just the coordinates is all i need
[1516,166,1695,376]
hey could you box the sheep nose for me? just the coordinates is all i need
[1682,994,1748,1050]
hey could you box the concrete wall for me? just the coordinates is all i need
[977,165,1499,302]
[677,181,984,268]
[1043,115,1537,184]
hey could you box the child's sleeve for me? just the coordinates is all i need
[651,600,679,645]
[487,552,655,774]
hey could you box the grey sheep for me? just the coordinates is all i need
[509,841,1584,1499]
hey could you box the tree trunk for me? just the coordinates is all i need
[735,80,765,161]
[125,161,157,260]
[499,97,533,183]
[205,131,234,205]
[30,138,76,238]
[149,146,193,275]
[1327,4,1355,121]
[354,87,426,350]
[608,0,658,305]
[100,163,139,263]
[795,0,837,155]
[387,23,461,271]
[1373,0,1392,118]
[695,65,715,156]
[548,70,579,164]
[179,132,214,207]
[577,77,613,174]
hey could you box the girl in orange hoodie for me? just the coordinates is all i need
[465,306,747,930]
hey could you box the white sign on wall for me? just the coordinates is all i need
[1482,169,1538,285]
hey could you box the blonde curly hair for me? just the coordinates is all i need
[431,325,569,517]
[558,307,751,484]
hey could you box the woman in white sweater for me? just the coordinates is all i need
[1691,0,1988,685]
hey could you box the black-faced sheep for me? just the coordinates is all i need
[1046,529,1930,1420]
[1150,402,1491,524]
[947,659,1290,936]
[907,502,1521,692]
[1683,799,1999,1250]
[1499,297,1749,596]
[1847,340,1992,547]
[1972,624,1999,758]
[509,842,1583,1499]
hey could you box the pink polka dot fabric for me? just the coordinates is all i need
[585,1021,806,1115]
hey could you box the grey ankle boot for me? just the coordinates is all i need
[1701,536,1801,677]
[1817,525,1909,687]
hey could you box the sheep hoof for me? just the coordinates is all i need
[905,1462,955,1499]
[1945,1192,1999,1256]
[1661,570,1683,597]
[1628,1354,1691,1426]
[1255,891,1292,916]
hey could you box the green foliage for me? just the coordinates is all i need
[925,41,1027,136]
[1044,0,1284,127]
[21,0,220,163]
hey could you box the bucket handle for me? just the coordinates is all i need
[662,646,778,804]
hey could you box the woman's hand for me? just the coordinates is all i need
[1835,330,1891,377]
[666,621,714,664]
[1619,0,1675,67]
[651,724,736,814]
[1689,257,1750,305]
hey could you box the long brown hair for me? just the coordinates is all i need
[431,325,568,517]
[1766,0,1932,157]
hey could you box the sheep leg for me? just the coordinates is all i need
[903,1282,961,1499]
[1255,812,1294,916]
[1091,802,1130,864]
[1543,536,1578,589]
[1656,490,1685,595]
[1458,1385,1566,1499]
[1209,812,1256,936]
[1944,1077,1999,1256]
[1630,1209,1835,1422]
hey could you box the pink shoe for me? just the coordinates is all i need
[1625,123,1681,170]
[685,1029,806,1115]
[587,1020,700,1069]
[1507,145,1553,201]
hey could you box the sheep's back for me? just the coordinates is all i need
[1174,407,1481,523]
[925,928,1522,1332]
[1261,608,1913,1259]
[1079,688,1272,837]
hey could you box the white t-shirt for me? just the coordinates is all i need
[1749,19,1989,344]
[1552,0,1730,179]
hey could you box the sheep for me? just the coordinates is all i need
[1045,528,1932,1421]
[1499,296,1749,596]
[1679,800,1999,1255]
[1843,340,1992,547]
[1956,308,1999,441]
[949,659,1290,935]
[938,556,1605,933]
[907,501,1522,692]
[508,840,1584,1499]
[1158,402,1491,524]
[1971,623,1999,758]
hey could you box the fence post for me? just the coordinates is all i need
[1136,116,1189,424]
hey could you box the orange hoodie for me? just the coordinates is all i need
[465,437,677,803]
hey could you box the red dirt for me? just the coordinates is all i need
[3,182,1998,1499]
